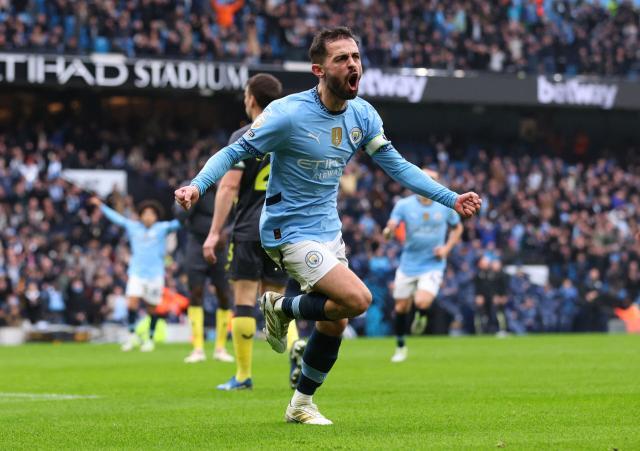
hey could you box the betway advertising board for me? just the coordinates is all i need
[0,52,637,110]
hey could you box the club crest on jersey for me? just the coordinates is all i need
[331,127,342,146]
[305,250,324,268]
[349,127,363,145]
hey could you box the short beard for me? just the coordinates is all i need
[326,73,357,100]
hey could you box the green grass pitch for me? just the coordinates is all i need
[1,334,639,450]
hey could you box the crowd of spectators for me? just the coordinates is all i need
[1,118,640,336]
[2,0,640,77]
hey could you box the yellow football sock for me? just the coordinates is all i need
[188,306,204,351]
[232,316,256,381]
[286,320,300,352]
[215,308,232,350]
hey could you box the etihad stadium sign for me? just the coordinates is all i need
[0,53,248,91]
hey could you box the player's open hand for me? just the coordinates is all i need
[174,185,200,211]
[202,232,220,264]
[454,192,482,218]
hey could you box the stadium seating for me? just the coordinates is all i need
[1,0,639,77]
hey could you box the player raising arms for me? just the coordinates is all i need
[89,197,180,352]
[383,169,464,363]
[175,27,482,425]
[202,73,303,391]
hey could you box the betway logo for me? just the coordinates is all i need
[359,69,427,103]
[537,76,618,110]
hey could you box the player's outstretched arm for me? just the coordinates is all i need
[203,170,242,264]
[370,147,481,218]
[89,196,131,227]
[175,142,253,211]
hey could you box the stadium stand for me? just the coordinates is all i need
[1,0,639,76]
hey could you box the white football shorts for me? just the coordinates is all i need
[264,233,348,292]
[393,269,444,300]
[125,275,164,306]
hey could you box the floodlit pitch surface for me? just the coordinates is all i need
[1,334,638,450]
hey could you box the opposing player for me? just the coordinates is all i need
[89,197,180,352]
[202,73,303,390]
[175,27,482,425]
[383,169,464,363]
[176,171,234,364]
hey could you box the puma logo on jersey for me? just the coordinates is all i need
[307,131,320,144]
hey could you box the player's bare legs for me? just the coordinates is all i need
[312,264,372,318]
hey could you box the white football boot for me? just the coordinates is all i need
[259,291,290,353]
[121,333,141,352]
[390,346,408,363]
[140,338,155,352]
[285,402,333,425]
[213,348,235,362]
[184,349,206,363]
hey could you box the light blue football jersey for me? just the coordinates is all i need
[101,205,180,279]
[191,87,459,249]
[248,88,389,247]
[391,195,460,276]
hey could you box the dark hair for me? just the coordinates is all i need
[308,27,359,64]
[246,73,283,110]
[137,199,164,219]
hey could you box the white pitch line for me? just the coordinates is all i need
[0,392,101,400]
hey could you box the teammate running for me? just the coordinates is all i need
[175,27,482,425]
[89,197,180,352]
[383,169,464,363]
[202,73,304,390]
[177,174,234,364]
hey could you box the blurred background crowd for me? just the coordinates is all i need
[1,0,640,337]
[1,116,639,335]
[1,0,640,77]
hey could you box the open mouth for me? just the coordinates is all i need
[347,72,359,91]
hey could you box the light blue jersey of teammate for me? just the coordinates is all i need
[391,195,460,276]
[100,205,180,279]
[191,87,459,248]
